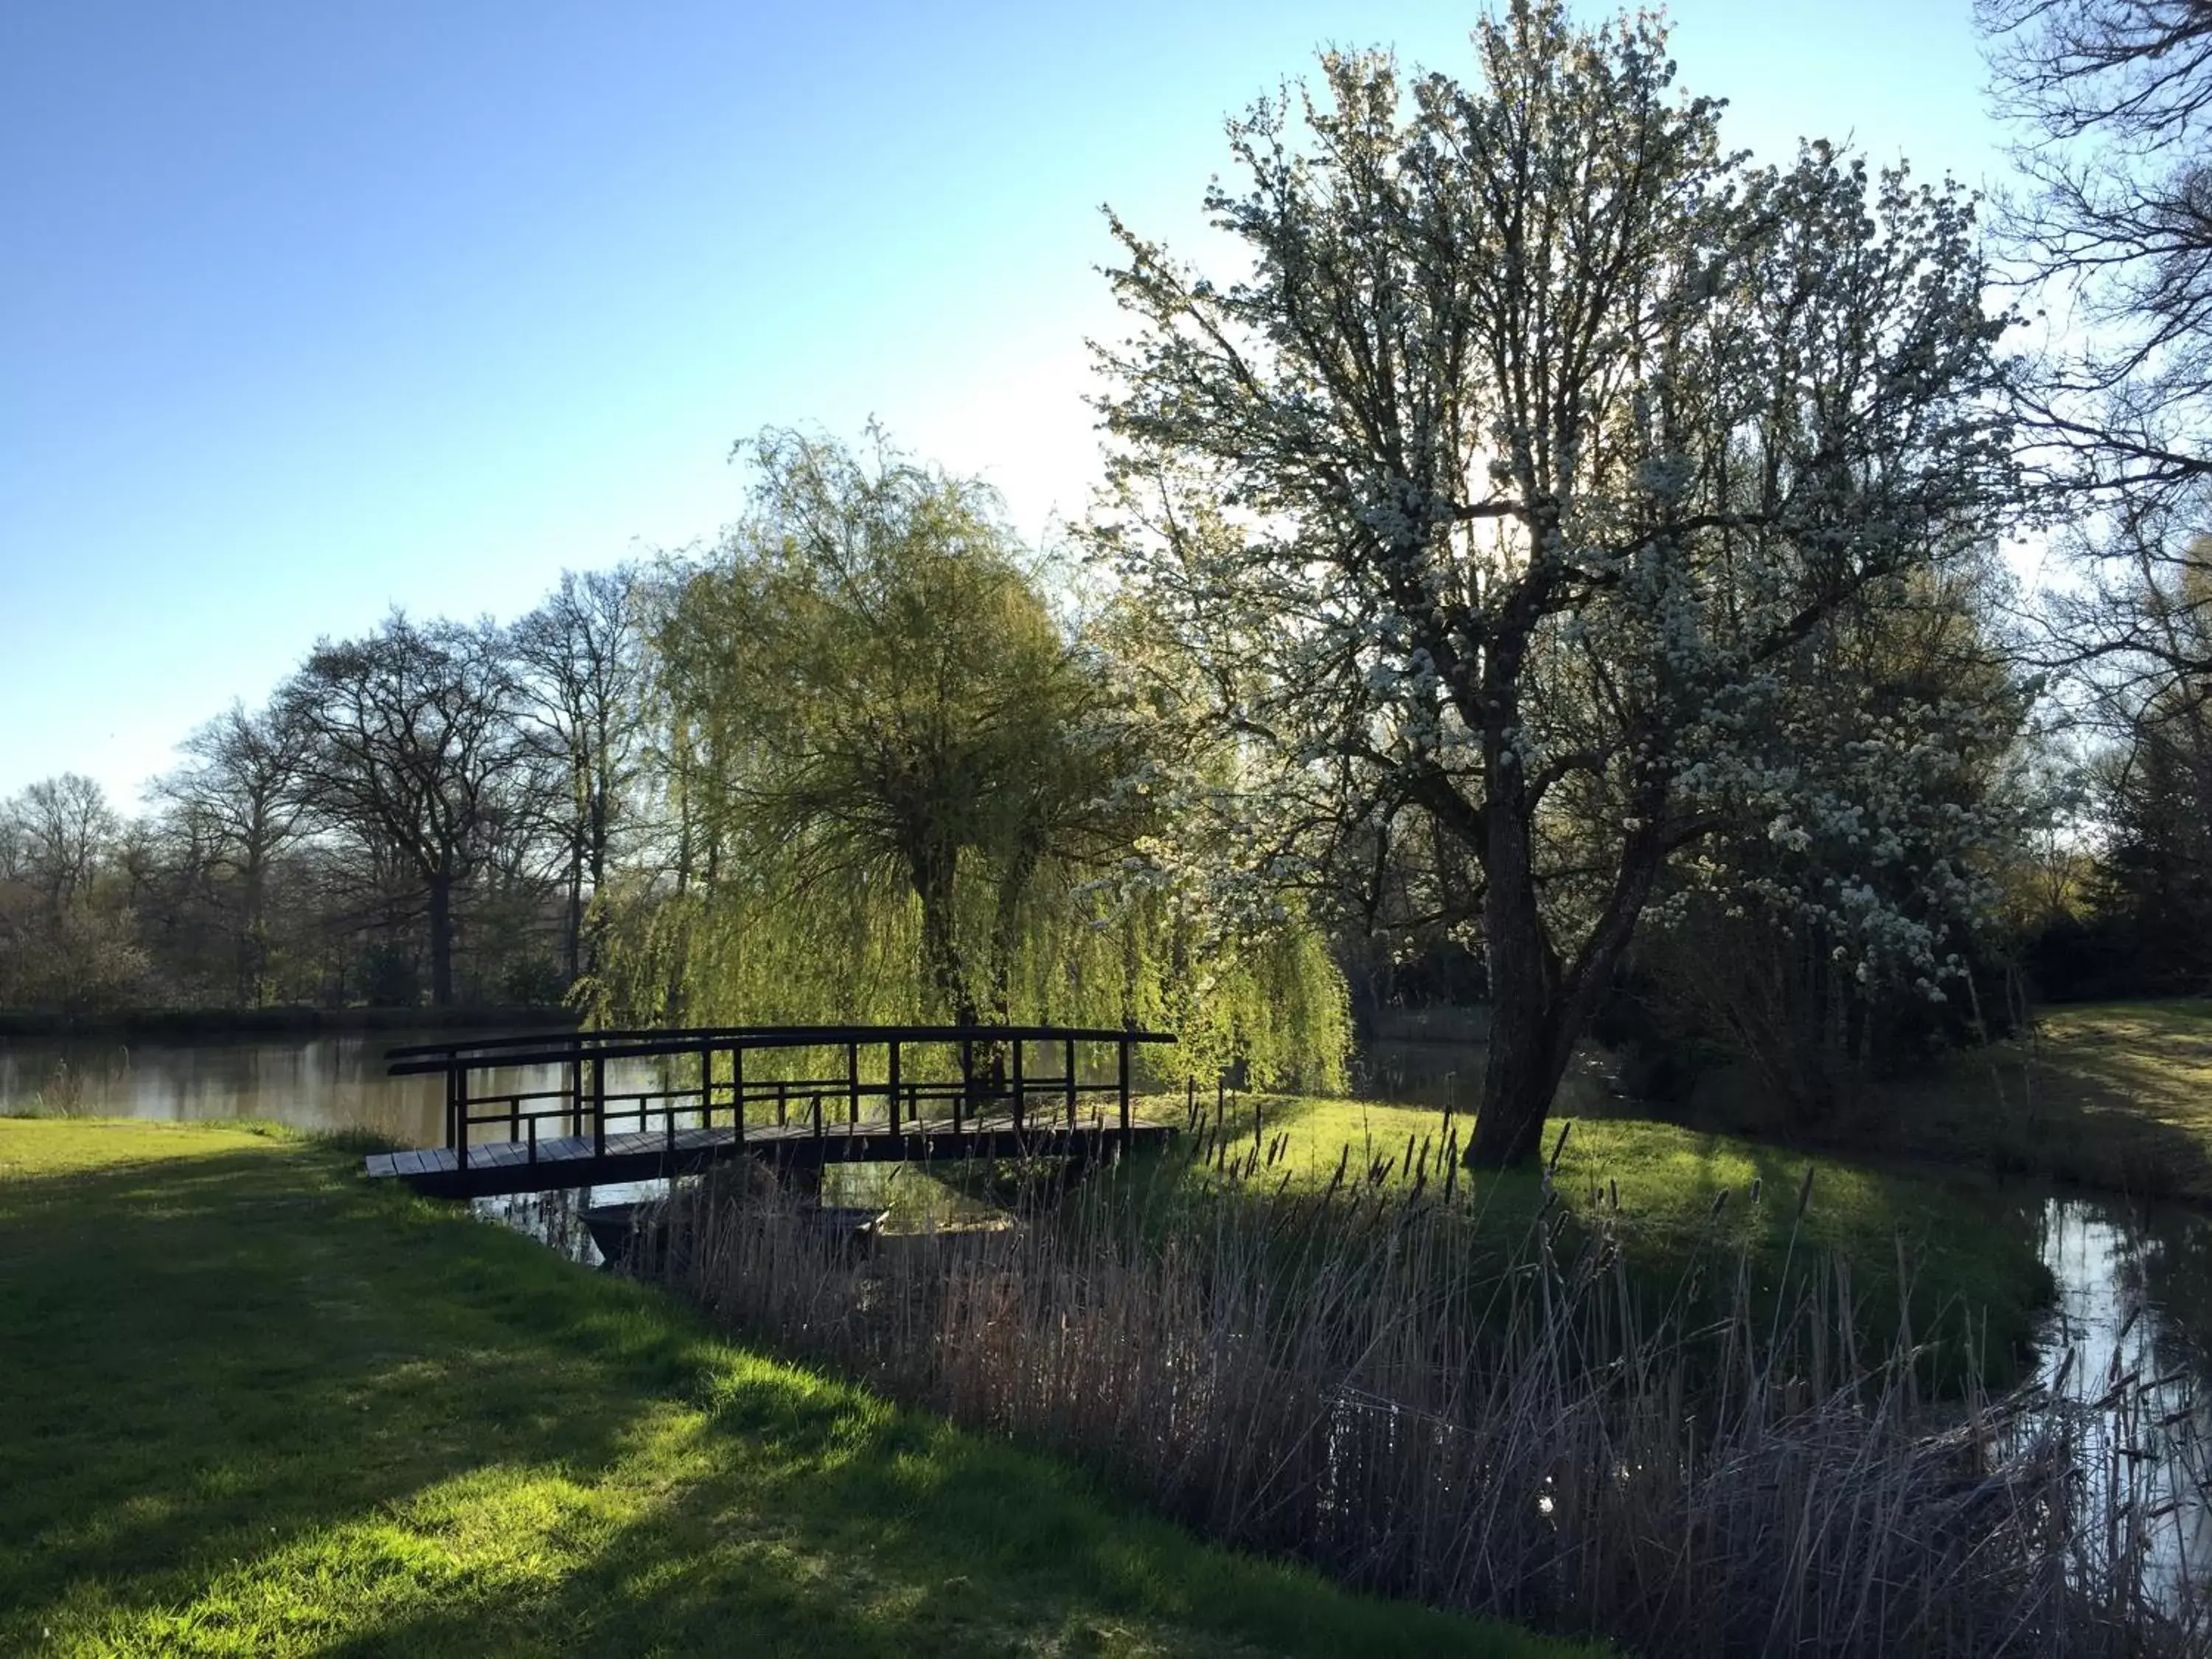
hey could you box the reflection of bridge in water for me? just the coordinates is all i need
[361,1024,1178,1199]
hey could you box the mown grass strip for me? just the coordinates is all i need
[0,1119,1588,1658]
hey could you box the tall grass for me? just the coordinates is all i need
[642,1112,2208,1656]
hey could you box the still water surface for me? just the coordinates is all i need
[9,1030,2212,1589]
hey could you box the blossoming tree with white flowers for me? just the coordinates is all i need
[1093,1,2025,1166]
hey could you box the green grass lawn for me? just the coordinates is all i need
[1159,1093,2055,1381]
[1871,998,2212,1201]
[0,1119,1590,1659]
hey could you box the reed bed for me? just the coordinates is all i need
[641,1111,2209,1657]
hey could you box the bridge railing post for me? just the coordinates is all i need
[1011,1035,1025,1135]
[1119,1034,1132,1153]
[450,1060,468,1172]
[592,1053,606,1159]
[733,1046,745,1146]
[886,1038,900,1137]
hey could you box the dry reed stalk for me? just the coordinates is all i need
[642,1144,2210,1658]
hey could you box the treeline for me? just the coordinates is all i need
[0,569,644,1017]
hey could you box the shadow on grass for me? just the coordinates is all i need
[0,1125,1577,1658]
[1860,1004,2212,1203]
[1155,1093,2054,1388]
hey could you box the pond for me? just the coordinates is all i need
[7,1027,2212,1594]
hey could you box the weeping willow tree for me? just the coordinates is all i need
[588,427,1348,1091]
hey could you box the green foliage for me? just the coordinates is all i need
[590,427,1351,1090]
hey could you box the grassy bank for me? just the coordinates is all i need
[1160,1093,2054,1380]
[1866,998,2212,1201]
[0,1119,1585,1658]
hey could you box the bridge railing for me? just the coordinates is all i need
[386,1024,1178,1172]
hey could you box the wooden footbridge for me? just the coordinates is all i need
[361,1023,1178,1199]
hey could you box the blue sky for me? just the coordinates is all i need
[1,0,2005,807]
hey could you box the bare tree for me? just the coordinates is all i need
[510,567,648,987]
[10,774,119,908]
[1986,0,2212,502]
[156,702,310,1005]
[1985,0,2212,705]
[283,612,531,1006]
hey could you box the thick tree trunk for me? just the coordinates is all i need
[986,844,1039,1026]
[1465,737,1672,1168]
[564,841,585,986]
[427,874,456,1007]
[1467,795,1572,1169]
[915,848,976,1025]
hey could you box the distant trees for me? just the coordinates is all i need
[0,775,147,1013]
[2077,541,2212,988]
[158,704,309,1005]
[13,774,116,908]
[1621,554,2033,1117]
[1097,3,2022,1163]
[281,613,535,1007]
[1979,0,2212,998]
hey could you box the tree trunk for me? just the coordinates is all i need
[237,848,268,1009]
[584,778,611,978]
[564,838,585,986]
[1465,741,1672,1168]
[987,844,1039,1025]
[1467,799,1572,1169]
[915,847,976,1025]
[427,873,456,1007]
